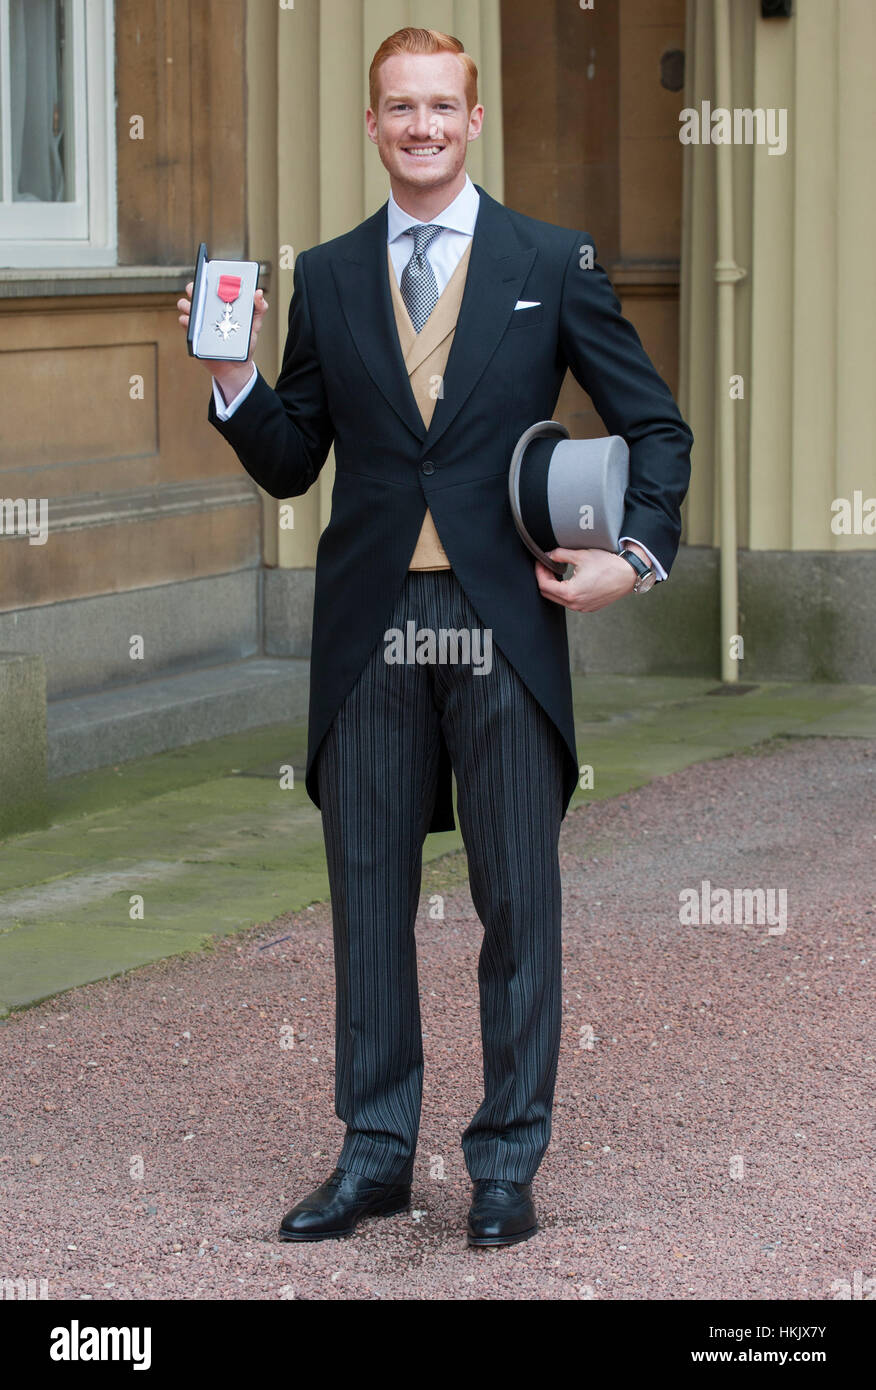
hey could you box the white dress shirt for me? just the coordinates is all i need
[211,171,664,578]
[386,171,479,292]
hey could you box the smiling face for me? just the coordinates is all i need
[366,52,484,215]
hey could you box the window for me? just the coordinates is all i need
[0,0,116,267]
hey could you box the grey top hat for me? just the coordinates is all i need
[508,420,630,577]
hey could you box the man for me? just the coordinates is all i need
[178,27,692,1248]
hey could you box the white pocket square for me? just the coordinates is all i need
[514,300,541,310]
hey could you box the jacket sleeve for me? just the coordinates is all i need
[558,233,693,575]
[206,249,335,499]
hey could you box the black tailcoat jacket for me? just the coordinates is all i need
[208,186,693,834]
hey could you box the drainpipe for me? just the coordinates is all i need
[713,0,747,682]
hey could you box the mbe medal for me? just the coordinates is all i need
[214,274,242,341]
[187,244,259,361]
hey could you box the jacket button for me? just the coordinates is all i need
[421,460,435,475]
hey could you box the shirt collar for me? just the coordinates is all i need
[387,173,480,243]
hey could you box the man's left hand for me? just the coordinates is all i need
[535,543,648,612]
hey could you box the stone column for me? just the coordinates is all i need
[245,0,505,576]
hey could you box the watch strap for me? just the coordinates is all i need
[618,548,651,580]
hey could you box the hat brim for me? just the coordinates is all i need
[509,419,571,576]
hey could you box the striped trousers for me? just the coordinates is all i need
[316,568,566,1185]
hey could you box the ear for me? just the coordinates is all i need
[467,104,485,141]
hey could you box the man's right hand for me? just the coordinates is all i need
[177,282,270,406]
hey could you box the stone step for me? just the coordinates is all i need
[47,657,310,778]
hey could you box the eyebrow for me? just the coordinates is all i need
[383,93,461,104]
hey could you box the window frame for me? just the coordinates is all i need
[0,0,116,267]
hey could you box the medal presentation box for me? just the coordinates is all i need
[186,242,260,362]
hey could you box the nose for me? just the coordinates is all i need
[407,106,435,140]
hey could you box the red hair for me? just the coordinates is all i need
[369,27,478,113]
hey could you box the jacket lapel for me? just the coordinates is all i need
[422,188,536,454]
[330,205,426,442]
[328,187,537,451]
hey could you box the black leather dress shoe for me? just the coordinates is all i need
[278,1167,411,1242]
[466,1179,538,1247]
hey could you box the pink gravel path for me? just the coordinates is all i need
[1,736,873,1300]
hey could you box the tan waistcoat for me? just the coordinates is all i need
[387,240,473,570]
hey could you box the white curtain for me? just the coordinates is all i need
[10,0,66,201]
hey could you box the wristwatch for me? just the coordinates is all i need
[618,548,657,593]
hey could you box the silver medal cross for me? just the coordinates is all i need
[214,302,240,341]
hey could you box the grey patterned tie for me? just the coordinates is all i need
[400,224,443,332]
